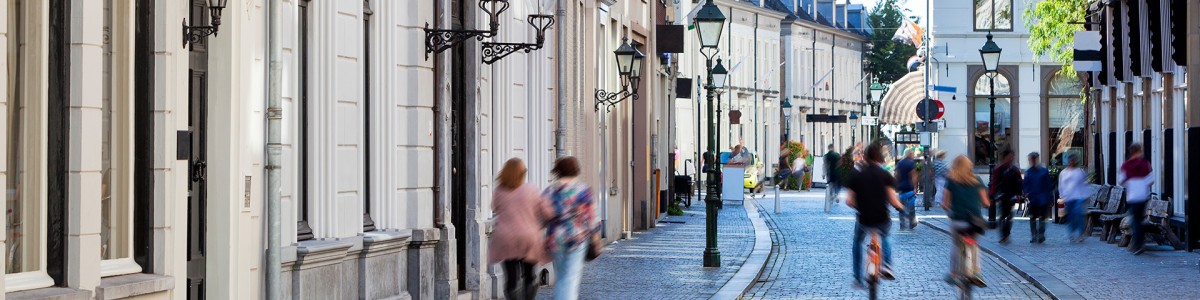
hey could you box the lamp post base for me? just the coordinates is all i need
[703,249,722,267]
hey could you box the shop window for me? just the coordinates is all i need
[972,73,1012,166]
[1046,73,1086,168]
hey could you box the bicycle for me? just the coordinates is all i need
[863,228,893,300]
[948,224,986,300]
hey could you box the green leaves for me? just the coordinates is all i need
[1023,0,1087,77]
[868,0,919,84]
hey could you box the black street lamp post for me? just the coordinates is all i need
[695,0,726,268]
[849,112,860,146]
[869,79,884,142]
[979,32,1002,227]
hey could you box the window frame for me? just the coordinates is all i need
[98,0,142,277]
[973,0,1014,32]
[296,0,314,241]
[361,0,376,232]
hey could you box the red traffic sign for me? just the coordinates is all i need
[916,99,945,121]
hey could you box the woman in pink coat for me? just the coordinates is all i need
[489,158,553,300]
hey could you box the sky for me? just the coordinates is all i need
[855,0,929,27]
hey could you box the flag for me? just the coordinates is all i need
[891,19,924,48]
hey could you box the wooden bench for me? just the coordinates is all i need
[1118,196,1183,249]
[1086,186,1123,237]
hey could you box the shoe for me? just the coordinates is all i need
[851,280,866,290]
[970,276,988,287]
[943,274,957,285]
[1133,248,1146,255]
[999,237,1010,244]
[1029,239,1037,243]
[879,266,896,280]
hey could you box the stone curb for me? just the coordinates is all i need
[710,198,772,300]
[919,219,1085,300]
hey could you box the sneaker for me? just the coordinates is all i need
[1029,239,1037,243]
[970,276,988,287]
[879,266,896,280]
[851,280,866,290]
[999,237,1010,244]
[1133,248,1146,255]
[943,274,957,285]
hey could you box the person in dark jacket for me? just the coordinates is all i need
[824,144,843,211]
[991,149,1023,244]
[1022,152,1053,243]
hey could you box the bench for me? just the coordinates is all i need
[1118,196,1183,249]
[1086,186,1123,238]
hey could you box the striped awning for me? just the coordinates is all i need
[878,69,925,125]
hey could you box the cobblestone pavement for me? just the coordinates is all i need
[922,208,1200,299]
[745,189,1049,299]
[536,197,756,300]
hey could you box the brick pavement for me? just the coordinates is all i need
[536,197,756,300]
[745,190,1049,299]
[922,208,1200,299]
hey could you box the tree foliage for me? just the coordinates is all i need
[1023,0,1088,77]
[867,0,918,84]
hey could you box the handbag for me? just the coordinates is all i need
[585,230,602,261]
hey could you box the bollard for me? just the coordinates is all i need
[774,183,781,213]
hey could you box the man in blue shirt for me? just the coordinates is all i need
[1022,152,1053,243]
[894,149,918,230]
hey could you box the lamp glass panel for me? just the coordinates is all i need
[981,52,1000,72]
[713,73,728,88]
[616,52,633,76]
[697,20,724,48]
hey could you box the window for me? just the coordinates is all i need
[6,0,37,277]
[362,0,375,232]
[100,0,141,276]
[974,0,1013,31]
[297,0,314,241]
[1046,73,1085,168]
[972,73,1012,166]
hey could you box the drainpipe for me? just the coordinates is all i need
[555,0,566,158]
[265,0,282,298]
[433,0,447,228]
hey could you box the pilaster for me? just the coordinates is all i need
[407,228,441,299]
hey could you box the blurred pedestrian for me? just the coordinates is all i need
[845,142,905,289]
[1023,152,1053,243]
[777,148,797,190]
[824,144,843,211]
[489,158,552,300]
[1058,153,1090,242]
[942,155,991,287]
[991,149,1023,243]
[1119,143,1153,255]
[931,150,950,209]
[543,157,599,300]
[894,149,918,230]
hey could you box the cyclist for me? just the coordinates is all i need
[894,149,918,231]
[845,142,905,289]
[942,155,991,287]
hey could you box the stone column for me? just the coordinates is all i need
[408,228,442,299]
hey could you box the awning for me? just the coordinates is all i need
[878,69,925,125]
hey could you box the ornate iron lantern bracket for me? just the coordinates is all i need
[183,0,228,47]
[424,0,509,59]
[481,14,555,64]
[594,89,638,113]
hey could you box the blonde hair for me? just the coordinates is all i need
[947,155,979,185]
[497,158,527,189]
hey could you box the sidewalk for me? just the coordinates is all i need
[920,209,1200,299]
[536,196,765,300]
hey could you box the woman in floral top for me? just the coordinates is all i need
[542,156,597,300]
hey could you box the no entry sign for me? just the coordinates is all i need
[916,99,945,121]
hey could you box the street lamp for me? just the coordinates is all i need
[183,0,229,47]
[869,79,884,142]
[782,100,794,143]
[696,0,726,268]
[849,112,860,145]
[594,38,644,111]
[979,31,1002,227]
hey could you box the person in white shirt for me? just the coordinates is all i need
[1057,153,1091,243]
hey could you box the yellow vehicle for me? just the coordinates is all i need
[742,154,764,193]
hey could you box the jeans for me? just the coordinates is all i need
[502,260,538,300]
[997,198,1017,239]
[1065,199,1086,239]
[825,183,841,212]
[852,222,893,283]
[934,178,946,206]
[1028,203,1052,242]
[1128,201,1148,251]
[552,246,586,300]
[898,191,917,229]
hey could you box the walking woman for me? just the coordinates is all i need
[543,157,598,300]
[489,158,552,300]
[1059,153,1091,242]
[942,155,991,287]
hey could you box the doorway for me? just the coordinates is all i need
[186,0,210,298]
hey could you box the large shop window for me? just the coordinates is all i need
[972,73,1012,166]
[974,0,1013,31]
[1046,73,1086,168]
[297,0,314,241]
[100,0,141,276]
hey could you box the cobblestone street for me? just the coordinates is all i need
[537,197,756,299]
[745,189,1048,299]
